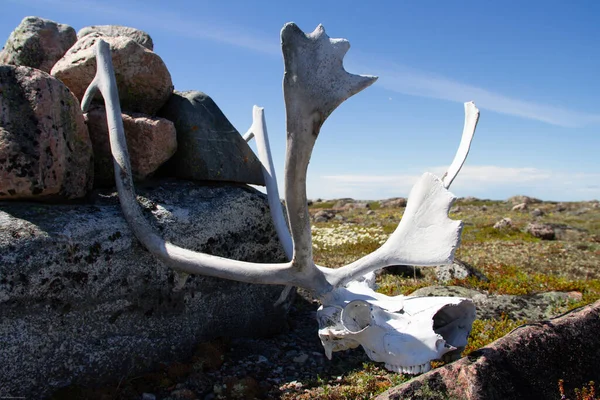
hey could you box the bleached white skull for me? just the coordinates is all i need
[318,282,476,374]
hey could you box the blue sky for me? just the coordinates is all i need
[2,0,599,201]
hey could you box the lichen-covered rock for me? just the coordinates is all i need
[0,65,93,200]
[157,91,264,185]
[376,300,600,400]
[77,25,153,50]
[85,105,177,186]
[0,182,292,399]
[51,34,173,115]
[0,16,77,73]
[435,259,488,283]
[493,217,513,230]
[511,202,528,211]
[507,195,542,205]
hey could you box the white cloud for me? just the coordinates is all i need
[315,166,600,201]
[364,63,600,128]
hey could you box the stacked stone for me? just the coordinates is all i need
[0,17,263,200]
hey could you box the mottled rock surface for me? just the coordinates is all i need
[380,197,408,208]
[77,25,153,50]
[85,105,177,186]
[0,182,291,399]
[157,91,264,185]
[507,195,542,205]
[51,34,173,115]
[0,16,76,73]
[410,286,582,321]
[376,300,600,400]
[0,65,93,200]
[526,222,555,240]
[435,259,489,283]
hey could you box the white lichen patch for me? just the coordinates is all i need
[311,224,389,250]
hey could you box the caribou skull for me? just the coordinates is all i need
[82,23,480,374]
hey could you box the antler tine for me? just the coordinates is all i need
[246,105,293,260]
[327,104,480,289]
[281,23,377,274]
[442,102,480,189]
[85,39,333,292]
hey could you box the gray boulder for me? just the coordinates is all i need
[0,16,77,73]
[409,286,581,321]
[77,25,154,50]
[0,65,93,200]
[0,181,291,399]
[526,222,555,240]
[157,91,264,185]
[435,259,489,283]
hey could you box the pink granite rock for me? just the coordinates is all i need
[0,66,93,200]
[85,105,177,186]
[51,34,173,115]
[376,300,600,400]
[77,25,153,50]
[0,16,77,73]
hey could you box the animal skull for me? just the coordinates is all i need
[318,278,476,374]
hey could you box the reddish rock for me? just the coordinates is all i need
[0,66,93,200]
[51,34,173,115]
[84,105,176,186]
[0,16,76,73]
[376,300,600,400]
[526,222,555,240]
[77,25,153,50]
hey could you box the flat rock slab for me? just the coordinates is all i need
[0,181,291,399]
[157,91,264,186]
[376,300,600,400]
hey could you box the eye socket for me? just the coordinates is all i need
[341,300,371,332]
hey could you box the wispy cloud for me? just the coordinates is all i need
[9,0,279,55]
[16,0,600,127]
[359,62,600,128]
[316,166,600,200]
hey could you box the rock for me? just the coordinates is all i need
[379,197,407,208]
[156,91,264,185]
[493,217,513,230]
[77,25,153,50]
[457,196,479,203]
[0,65,93,200]
[530,208,544,217]
[555,203,567,212]
[511,202,528,211]
[332,198,354,209]
[409,286,578,321]
[366,210,375,215]
[0,182,292,398]
[342,201,369,210]
[572,207,591,216]
[313,210,334,223]
[376,300,600,400]
[507,195,542,205]
[435,260,489,283]
[51,34,173,115]
[480,205,487,212]
[552,224,587,242]
[84,105,177,186]
[450,206,461,214]
[0,16,77,73]
[526,222,555,240]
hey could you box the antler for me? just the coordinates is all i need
[87,24,481,374]
[86,25,478,296]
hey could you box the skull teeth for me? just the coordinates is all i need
[384,362,431,375]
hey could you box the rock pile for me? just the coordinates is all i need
[0,16,280,399]
[0,16,263,199]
